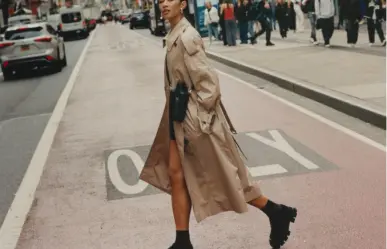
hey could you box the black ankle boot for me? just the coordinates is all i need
[168,231,193,249]
[169,243,193,249]
[262,201,297,249]
[266,41,275,46]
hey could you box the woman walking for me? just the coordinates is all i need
[236,0,250,44]
[218,0,228,45]
[302,0,319,44]
[221,0,238,46]
[276,0,290,38]
[344,0,361,47]
[364,0,386,46]
[315,0,335,47]
[251,0,275,46]
[139,0,297,248]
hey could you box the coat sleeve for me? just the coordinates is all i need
[181,28,221,112]
[315,0,320,18]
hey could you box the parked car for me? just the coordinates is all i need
[0,22,67,81]
[118,12,131,24]
[85,18,97,31]
[129,11,150,29]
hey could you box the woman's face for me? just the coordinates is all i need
[159,0,186,22]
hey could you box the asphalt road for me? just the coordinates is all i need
[0,38,87,227]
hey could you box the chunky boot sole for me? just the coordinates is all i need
[269,207,297,249]
[168,244,193,249]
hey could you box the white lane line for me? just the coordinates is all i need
[217,70,386,152]
[0,27,98,249]
[246,131,320,170]
[249,164,288,177]
[132,30,386,152]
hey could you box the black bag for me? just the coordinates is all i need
[165,57,190,123]
[210,22,219,28]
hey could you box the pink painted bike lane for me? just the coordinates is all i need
[8,24,385,249]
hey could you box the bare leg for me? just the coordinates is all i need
[168,140,193,249]
[248,195,269,209]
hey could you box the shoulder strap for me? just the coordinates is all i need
[165,56,171,87]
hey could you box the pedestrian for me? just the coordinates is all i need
[336,0,346,29]
[364,0,386,46]
[204,1,220,43]
[271,0,277,29]
[315,0,335,47]
[276,0,290,38]
[286,0,297,31]
[236,0,250,43]
[302,0,319,44]
[139,0,297,248]
[247,0,259,43]
[221,0,238,46]
[343,0,361,47]
[218,0,229,45]
[251,0,275,46]
[292,0,305,31]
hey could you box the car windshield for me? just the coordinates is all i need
[133,13,144,18]
[5,26,43,40]
[61,12,82,23]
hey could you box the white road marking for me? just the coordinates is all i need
[247,130,320,170]
[107,149,147,195]
[0,27,98,249]
[218,70,386,152]
[249,164,288,177]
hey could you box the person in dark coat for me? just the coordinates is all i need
[364,0,386,46]
[286,0,297,31]
[343,0,361,46]
[250,0,275,46]
[276,0,290,38]
[236,0,250,43]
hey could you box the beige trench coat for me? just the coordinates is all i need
[139,18,262,223]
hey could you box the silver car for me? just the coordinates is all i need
[0,22,67,81]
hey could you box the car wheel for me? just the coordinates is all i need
[2,68,13,81]
[83,31,89,39]
[61,45,67,67]
[53,49,63,73]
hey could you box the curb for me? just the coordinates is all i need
[206,51,386,130]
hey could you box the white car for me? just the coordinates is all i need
[0,22,67,80]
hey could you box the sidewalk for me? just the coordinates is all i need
[205,30,386,128]
[4,24,385,249]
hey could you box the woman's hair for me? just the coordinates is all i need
[225,0,233,7]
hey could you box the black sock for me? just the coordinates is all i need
[261,200,281,218]
[175,230,191,246]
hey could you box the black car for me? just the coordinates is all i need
[129,11,150,29]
